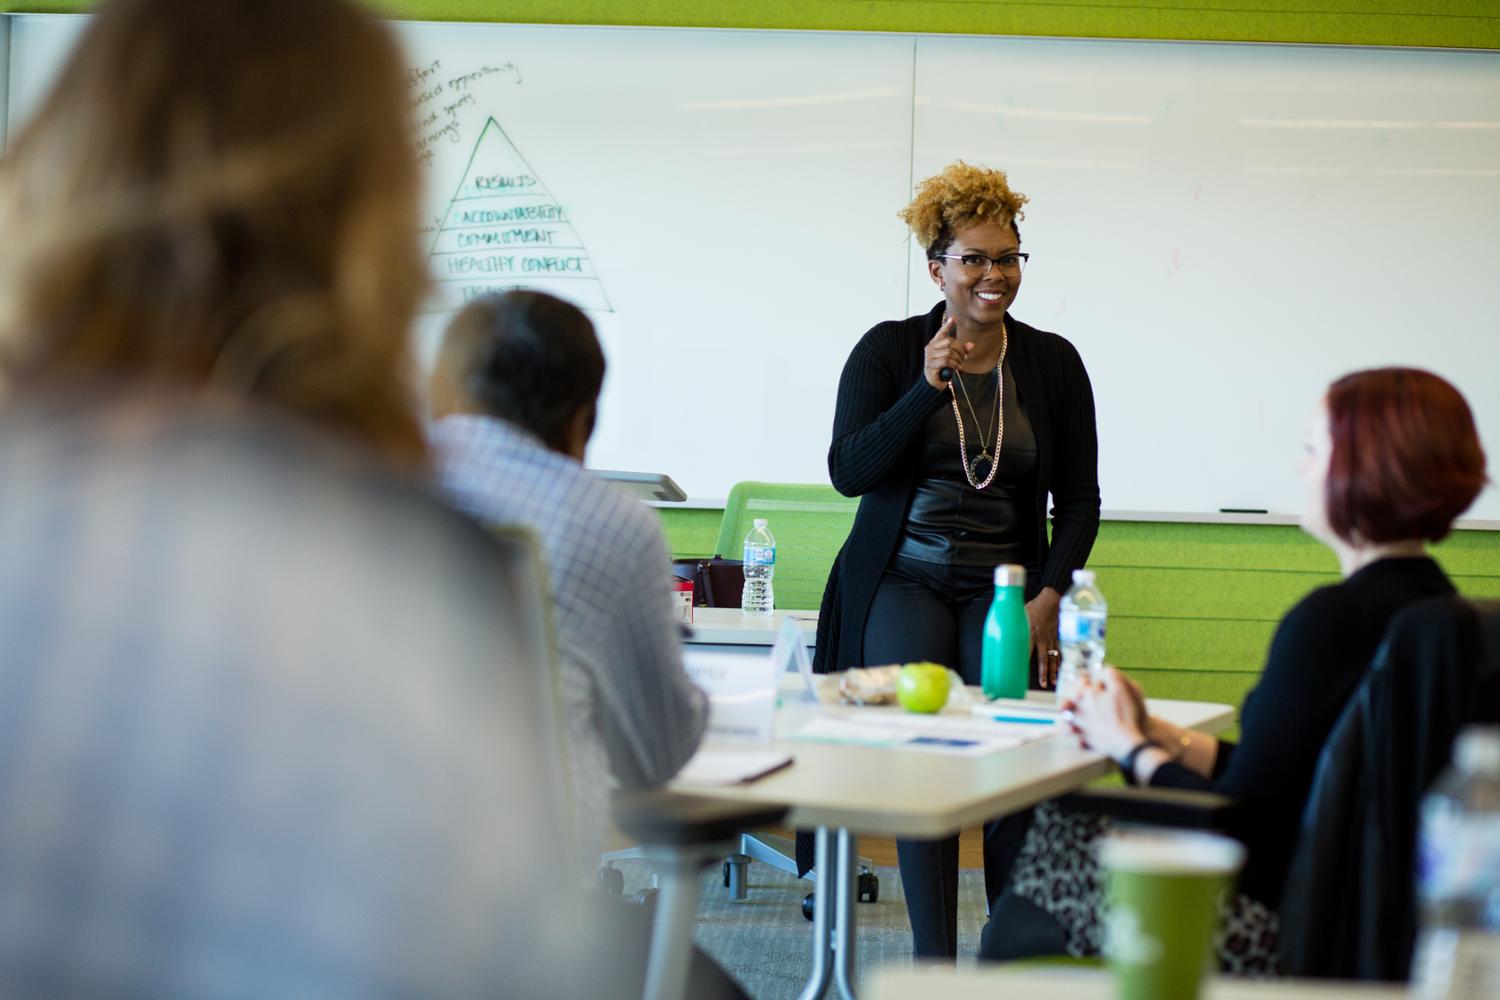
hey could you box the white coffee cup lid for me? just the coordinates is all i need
[1098,830,1246,876]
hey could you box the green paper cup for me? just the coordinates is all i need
[1098,829,1246,1000]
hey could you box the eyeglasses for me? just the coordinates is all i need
[936,252,1030,277]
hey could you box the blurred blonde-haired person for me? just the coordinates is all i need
[0,1,610,995]
[0,0,426,464]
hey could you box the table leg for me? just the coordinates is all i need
[796,827,834,1000]
[642,849,710,1000]
[833,828,860,1000]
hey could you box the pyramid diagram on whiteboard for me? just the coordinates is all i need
[428,118,613,314]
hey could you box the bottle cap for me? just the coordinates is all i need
[753,518,768,529]
[1454,726,1500,775]
[994,564,1026,588]
[1072,569,1095,585]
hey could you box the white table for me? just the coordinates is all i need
[869,967,1405,1000]
[684,607,817,655]
[679,608,832,897]
[674,687,1236,1000]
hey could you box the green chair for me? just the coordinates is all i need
[712,481,860,612]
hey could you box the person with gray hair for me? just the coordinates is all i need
[430,290,710,866]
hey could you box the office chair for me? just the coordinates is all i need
[1280,596,1500,980]
[612,791,788,1000]
[479,533,782,1000]
[604,482,873,911]
[1030,596,1500,980]
[709,482,884,914]
[712,480,859,611]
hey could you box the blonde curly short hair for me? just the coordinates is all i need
[899,161,1028,259]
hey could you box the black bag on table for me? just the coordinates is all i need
[669,557,744,609]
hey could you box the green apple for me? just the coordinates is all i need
[897,661,951,714]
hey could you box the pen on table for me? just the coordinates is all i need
[984,712,1056,726]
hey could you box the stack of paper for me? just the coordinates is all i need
[790,708,1057,756]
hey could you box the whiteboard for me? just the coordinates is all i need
[6,15,914,503]
[911,35,1500,521]
[6,16,1499,520]
[398,24,914,503]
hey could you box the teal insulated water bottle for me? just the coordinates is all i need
[982,564,1030,700]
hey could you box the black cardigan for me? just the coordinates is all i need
[1150,557,1456,909]
[814,302,1101,671]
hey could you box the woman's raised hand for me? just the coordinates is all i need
[923,315,973,390]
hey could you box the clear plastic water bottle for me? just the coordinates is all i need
[1412,726,1500,999]
[1057,569,1107,704]
[740,518,775,616]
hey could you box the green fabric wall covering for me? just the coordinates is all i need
[4,1,1498,49]
[659,506,722,560]
[659,506,1500,733]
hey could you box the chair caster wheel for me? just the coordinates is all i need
[598,865,624,896]
[858,871,879,903]
[634,887,658,911]
[723,860,731,887]
[802,892,815,921]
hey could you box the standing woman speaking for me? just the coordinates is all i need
[815,162,1101,959]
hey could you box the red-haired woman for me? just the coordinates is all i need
[981,367,1487,973]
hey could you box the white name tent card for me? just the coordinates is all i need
[682,647,778,744]
[771,615,820,702]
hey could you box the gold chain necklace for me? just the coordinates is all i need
[955,370,999,465]
[949,321,1008,490]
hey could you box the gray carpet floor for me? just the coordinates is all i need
[610,859,989,1000]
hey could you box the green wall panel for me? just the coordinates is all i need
[1452,573,1500,599]
[1090,522,1339,573]
[1433,531,1500,578]
[1126,668,1258,707]
[657,506,720,560]
[4,1,1497,49]
[1107,618,1276,674]
[1127,668,1258,740]
[656,506,1500,718]
[359,1,1500,50]
[1095,566,1336,622]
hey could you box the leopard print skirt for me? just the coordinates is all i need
[1006,801,1282,976]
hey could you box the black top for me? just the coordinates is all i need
[1150,556,1456,908]
[897,358,1039,568]
[814,302,1100,672]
